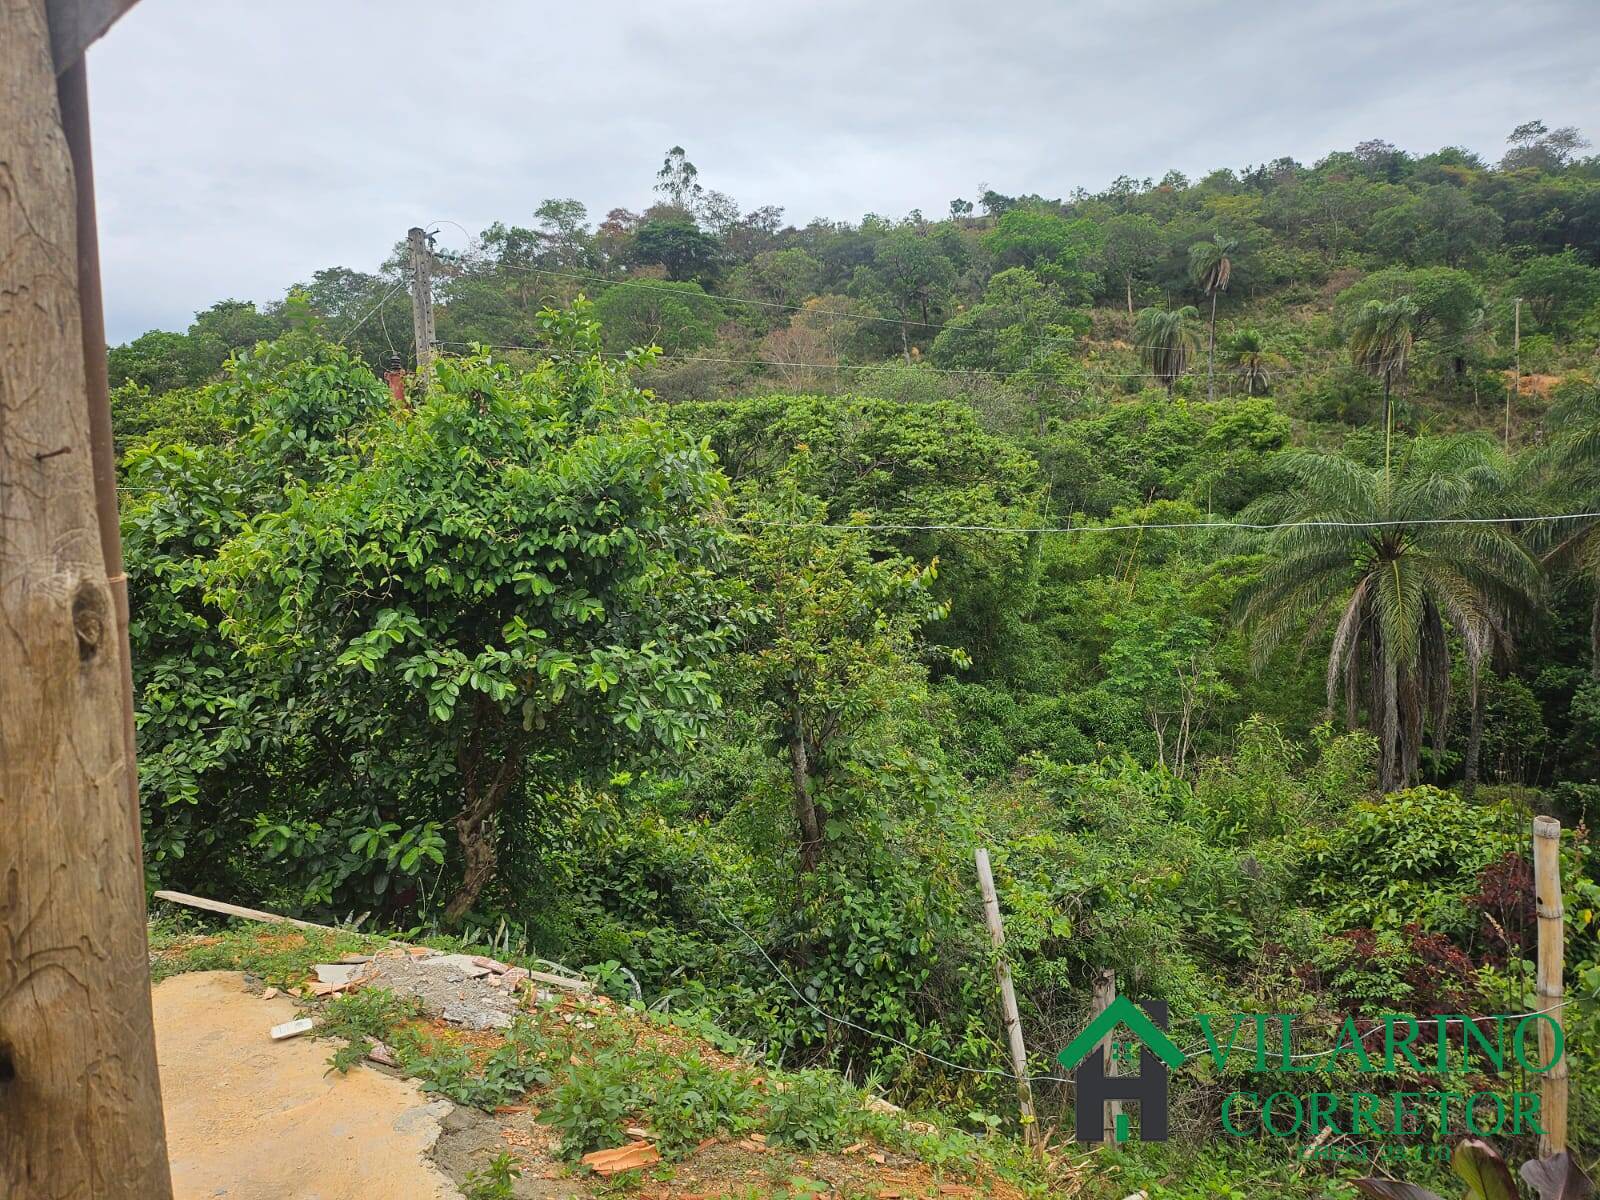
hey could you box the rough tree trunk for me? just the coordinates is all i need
[787,708,822,875]
[1,3,174,1192]
[1463,666,1484,800]
[441,738,524,926]
[1380,658,1402,793]
[1207,290,1217,402]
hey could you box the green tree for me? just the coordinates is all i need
[928,267,1086,372]
[1101,212,1165,314]
[1134,305,1201,393]
[1365,185,1502,268]
[655,145,705,210]
[671,392,1038,672]
[1223,328,1278,396]
[982,207,1099,298]
[1347,295,1418,474]
[590,279,722,355]
[850,228,956,361]
[731,477,955,875]
[1500,119,1591,171]
[727,248,823,331]
[631,217,720,281]
[1188,235,1237,402]
[207,308,732,923]
[1528,384,1600,675]
[123,335,396,905]
[1514,251,1600,333]
[1235,436,1539,792]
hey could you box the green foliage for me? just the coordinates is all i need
[591,279,722,354]
[462,1153,522,1200]
[1297,786,1521,935]
[763,1071,854,1151]
[1515,251,1600,333]
[1135,305,1201,391]
[202,307,731,921]
[631,217,720,281]
[397,1016,554,1109]
[117,131,1600,1200]
[1236,435,1541,790]
[642,1052,758,1156]
[541,1049,647,1156]
[318,987,424,1073]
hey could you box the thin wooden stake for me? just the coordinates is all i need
[1091,968,1124,1143]
[1533,815,1568,1154]
[973,849,1038,1146]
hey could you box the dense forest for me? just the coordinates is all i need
[116,121,1600,1195]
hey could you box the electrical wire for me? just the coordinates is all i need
[720,907,1591,1085]
[432,338,1334,383]
[336,277,409,346]
[454,257,1345,371]
[727,512,1600,536]
[111,477,1600,536]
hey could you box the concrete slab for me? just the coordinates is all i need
[153,971,462,1200]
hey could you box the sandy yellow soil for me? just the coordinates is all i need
[153,970,461,1200]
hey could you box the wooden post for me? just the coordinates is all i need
[407,225,436,385]
[1,1,174,1194]
[1091,968,1124,1143]
[973,849,1038,1146]
[1533,814,1568,1155]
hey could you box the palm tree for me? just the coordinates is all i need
[1189,235,1237,402]
[1224,328,1275,396]
[1135,305,1201,393]
[1526,383,1600,676]
[1235,436,1540,793]
[1348,296,1418,477]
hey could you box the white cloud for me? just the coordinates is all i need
[87,0,1600,341]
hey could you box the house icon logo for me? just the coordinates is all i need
[1058,996,1184,1143]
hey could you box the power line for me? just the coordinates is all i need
[481,259,960,334]
[336,278,409,346]
[432,338,1330,384]
[453,257,1329,368]
[720,906,1590,1085]
[729,513,1600,536]
[113,478,1600,537]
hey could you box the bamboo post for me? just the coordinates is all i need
[1533,815,1568,1154]
[1091,968,1124,1143]
[973,848,1038,1146]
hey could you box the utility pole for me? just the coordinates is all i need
[1506,296,1521,450]
[3,1,174,1195]
[407,225,436,386]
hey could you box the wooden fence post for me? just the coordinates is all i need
[974,848,1038,1146]
[1533,814,1568,1155]
[1091,968,1124,1143]
[0,2,173,1194]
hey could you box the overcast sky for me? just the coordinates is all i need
[88,0,1598,344]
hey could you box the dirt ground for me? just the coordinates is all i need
[154,971,465,1200]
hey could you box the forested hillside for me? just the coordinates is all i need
[116,122,1600,1195]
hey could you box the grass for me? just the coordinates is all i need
[148,914,383,986]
